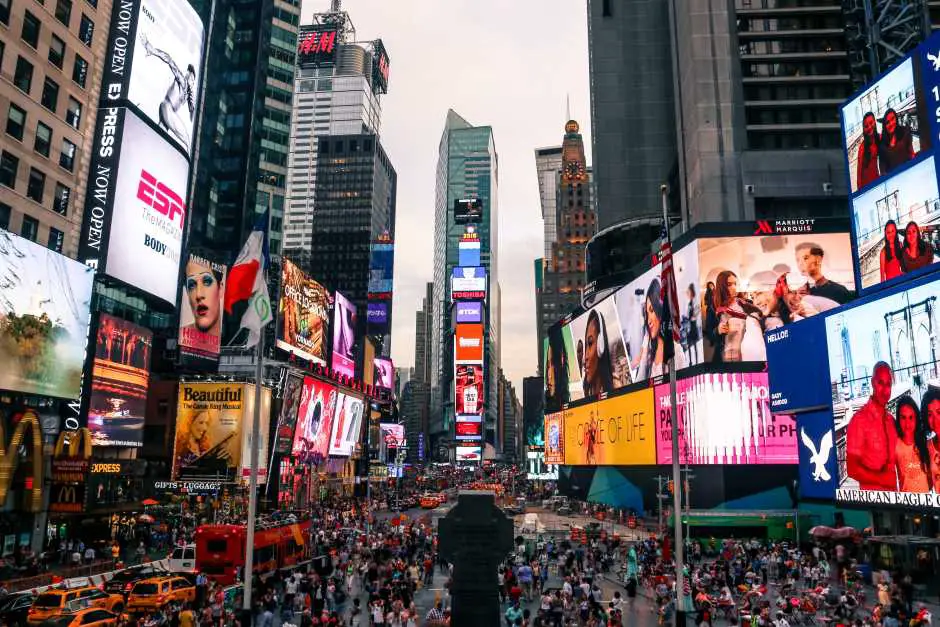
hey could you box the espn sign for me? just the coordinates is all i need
[454,323,484,363]
[138,170,186,229]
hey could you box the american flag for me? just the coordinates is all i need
[659,223,681,362]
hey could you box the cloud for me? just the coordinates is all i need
[300,0,592,390]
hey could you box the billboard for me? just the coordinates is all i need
[455,419,483,441]
[78,107,189,304]
[87,314,152,447]
[458,238,481,267]
[562,388,655,466]
[827,274,940,507]
[455,445,481,462]
[797,410,838,500]
[527,451,559,481]
[366,302,388,328]
[454,324,484,363]
[654,372,797,465]
[765,315,832,414]
[329,392,364,457]
[455,364,484,416]
[0,230,94,399]
[297,26,338,65]
[455,301,483,324]
[451,266,487,300]
[544,413,564,464]
[371,39,390,94]
[454,198,483,223]
[331,291,357,378]
[276,259,331,365]
[380,422,405,447]
[292,376,336,461]
[373,357,394,389]
[273,372,303,455]
[368,242,394,298]
[178,254,226,361]
[698,232,854,363]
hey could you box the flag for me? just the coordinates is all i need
[659,223,681,362]
[224,212,273,348]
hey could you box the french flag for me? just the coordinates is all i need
[224,212,273,348]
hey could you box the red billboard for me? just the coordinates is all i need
[454,324,484,363]
[291,376,336,461]
[455,364,484,416]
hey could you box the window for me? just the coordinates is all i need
[47,227,63,252]
[49,34,65,68]
[58,139,75,171]
[20,216,38,242]
[65,97,81,128]
[21,11,41,48]
[41,78,59,112]
[26,168,45,203]
[0,152,18,188]
[0,0,9,25]
[5,103,25,141]
[34,121,51,157]
[0,203,9,230]
[14,57,34,94]
[52,182,70,215]
[79,14,93,46]
[55,0,71,26]
[72,54,87,87]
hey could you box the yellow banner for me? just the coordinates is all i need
[563,388,655,465]
[173,383,245,479]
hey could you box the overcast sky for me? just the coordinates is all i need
[300,0,593,391]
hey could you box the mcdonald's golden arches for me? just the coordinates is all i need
[0,410,43,513]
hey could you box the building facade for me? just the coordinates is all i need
[430,110,499,461]
[0,0,114,257]
[535,146,563,260]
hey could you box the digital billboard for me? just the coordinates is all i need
[563,388,655,466]
[458,238,481,268]
[765,315,832,414]
[366,302,389,328]
[455,419,483,441]
[368,241,394,298]
[527,451,559,481]
[371,39,390,94]
[373,357,394,389]
[380,422,405,447]
[451,266,487,300]
[87,314,152,447]
[276,259,331,365]
[544,413,564,464]
[797,411,838,500]
[827,274,940,507]
[455,301,483,324]
[329,392,364,457]
[273,372,303,455]
[178,254,226,361]
[292,376,336,461]
[455,364,484,416]
[455,324,484,363]
[297,26,338,65]
[78,107,189,304]
[331,291,357,378]
[698,232,854,363]
[654,372,797,465]
[455,445,481,462]
[455,198,483,223]
[0,230,94,399]
[565,289,631,402]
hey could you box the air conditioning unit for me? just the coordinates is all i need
[745,184,755,194]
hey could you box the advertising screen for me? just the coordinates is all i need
[564,289,631,403]
[273,373,303,455]
[455,324,485,363]
[455,445,481,462]
[455,420,483,440]
[454,198,483,223]
[797,410,838,500]
[0,230,94,399]
[292,377,336,461]
[367,302,388,328]
[178,254,226,361]
[451,266,487,300]
[654,372,797,465]
[544,413,564,464]
[297,26,338,65]
[455,364,484,416]
[698,232,854,363]
[527,451,559,481]
[373,357,394,389]
[371,39,390,94]
[331,291,357,378]
[174,383,246,479]
[276,259,331,365]
[562,388,655,465]
[765,315,832,414]
[329,392,364,457]
[380,422,405,447]
[87,314,152,447]
[368,242,394,298]
[455,301,483,324]
[827,275,940,507]
[458,239,481,268]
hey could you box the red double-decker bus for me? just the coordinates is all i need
[194,518,312,584]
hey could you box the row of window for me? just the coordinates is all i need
[746,129,843,149]
[0,150,72,215]
[9,14,90,89]
[745,105,839,125]
[0,201,64,251]
[742,59,848,78]
[743,82,851,101]
[6,103,77,170]
[738,15,843,32]
[4,52,86,128]
[739,38,844,55]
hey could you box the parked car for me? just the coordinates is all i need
[37,608,119,627]
[104,564,171,596]
[0,592,35,626]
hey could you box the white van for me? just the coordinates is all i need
[168,544,196,573]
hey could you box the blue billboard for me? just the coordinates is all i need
[368,242,394,298]
[797,411,837,500]
[765,314,831,415]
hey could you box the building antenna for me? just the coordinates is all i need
[331,0,341,11]
[566,93,571,120]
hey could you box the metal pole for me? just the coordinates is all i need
[662,185,687,627]
[241,329,265,623]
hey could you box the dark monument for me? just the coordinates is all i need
[438,490,514,625]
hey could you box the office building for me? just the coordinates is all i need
[403,282,433,462]
[186,0,301,259]
[535,146,563,260]
[283,5,387,253]
[497,369,520,462]
[0,0,113,256]
[522,375,544,451]
[430,109,499,459]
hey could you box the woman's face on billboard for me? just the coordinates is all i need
[884,111,897,135]
[906,222,920,244]
[584,318,600,385]
[645,298,660,338]
[899,404,917,440]
[191,411,210,440]
[185,260,221,334]
[863,113,877,138]
[927,399,940,435]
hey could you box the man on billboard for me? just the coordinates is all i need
[846,362,899,491]
[141,35,197,147]
[795,243,853,305]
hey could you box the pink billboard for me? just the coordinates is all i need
[654,372,797,465]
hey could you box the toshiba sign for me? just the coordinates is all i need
[454,324,484,363]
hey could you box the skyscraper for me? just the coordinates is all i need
[430,110,499,461]
[535,146,564,260]
[402,282,434,463]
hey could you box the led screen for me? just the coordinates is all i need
[368,242,394,298]
[178,254,226,361]
[654,372,797,465]
[797,410,838,500]
[544,413,564,464]
[455,364,484,416]
[273,373,303,455]
[454,198,483,223]
[454,324,484,363]
[0,230,94,399]
[765,315,832,414]
[276,259,330,365]
[373,357,394,389]
[455,445,481,462]
[331,291,357,378]
[455,301,483,324]
[329,392,364,457]
[87,314,152,447]
[367,302,388,327]
[527,451,559,481]
[380,422,405,447]
[292,376,336,461]
[451,266,487,300]
[458,239,481,268]
[455,420,482,440]
[563,388,655,466]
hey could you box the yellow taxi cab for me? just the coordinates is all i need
[36,607,120,627]
[28,583,124,624]
[126,576,195,612]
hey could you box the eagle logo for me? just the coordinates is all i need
[800,428,834,482]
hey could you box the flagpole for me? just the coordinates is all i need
[661,184,687,627]
[242,299,265,624]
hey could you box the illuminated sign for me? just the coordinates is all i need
[454,198,483,224]
[90,463,123,474]
[455,301,483,324]
[297,28,338,62]
[454,325,485,363]
[372,39,390,94]
[451,266,487,298]
[563,388,655,466]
